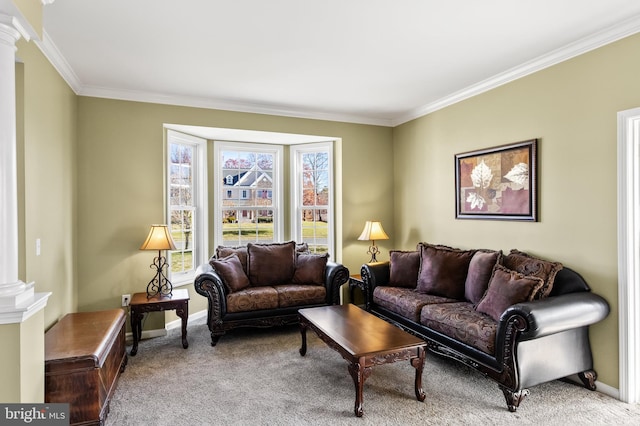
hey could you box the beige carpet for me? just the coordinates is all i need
[105,316,640,425]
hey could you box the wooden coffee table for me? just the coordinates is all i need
[298,304,427,417]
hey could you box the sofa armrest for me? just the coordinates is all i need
[325,261,350,305]
[360,262,390,306]
[193,262,228,318]
[499,292,610,341]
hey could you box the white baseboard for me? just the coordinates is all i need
[125,309,207,343]
[596,380,620,400]
[165,309,207,330]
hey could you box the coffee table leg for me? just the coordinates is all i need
[411,346,426,402]
[348,358,372,417]
[299,321,308,356]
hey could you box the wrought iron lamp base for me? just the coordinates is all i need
[146,251,173,298]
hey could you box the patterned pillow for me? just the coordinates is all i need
[389,250,420,288]
[464,250,502,304]
[209,253,250,293]
[502,249,563,299]
[292,253,328,285]
[416,243,475,299]
[247,241,296,286]
[476,264,544,321]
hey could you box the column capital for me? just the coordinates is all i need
[0,14,28,48]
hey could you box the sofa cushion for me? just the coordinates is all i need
[502,249,563,299]
[389,250,420,288]
[373,286,458,322]
[274,285,326,308]
[292,253,328,285]
[420,302,497,355]
[215,246,248,273]
[226,286,279,313]
[209,253,250,293]
[247,241,296,286]
[464,249,502,304]
[476,264,545,321]
[416,243,475,299]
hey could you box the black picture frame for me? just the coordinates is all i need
[455,139,537,221]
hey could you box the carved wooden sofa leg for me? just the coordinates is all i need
[577,369,598,391]
[210,332,222,346]
[501,387,530,412]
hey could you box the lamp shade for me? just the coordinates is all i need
[140,224,177,251]
[357,221,389,241]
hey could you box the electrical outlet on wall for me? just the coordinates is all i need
[121,294,131,307]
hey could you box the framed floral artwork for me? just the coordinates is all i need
[455,139,537,221]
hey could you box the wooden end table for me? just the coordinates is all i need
[129,288,189,356]
[299,304,426,417]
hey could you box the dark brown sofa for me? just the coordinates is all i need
[194,241,349,346]
[361,243,610,411]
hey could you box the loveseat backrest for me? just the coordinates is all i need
[549,267,591,296]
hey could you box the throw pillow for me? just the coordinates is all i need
[247,241,296,286]
[476,264,545,321]
[292,253,329,285]
[209,253,250,293]
[296,242,310,254]
[501,249,563,299]
[416,243,475,299]
[389,250,420,288]
[464,249,502,304]
[215,245,248,273]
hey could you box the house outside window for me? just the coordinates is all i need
[215,143,283,246]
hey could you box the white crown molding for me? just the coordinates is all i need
[77,84,393,127]
[35,12,640,128]
[35,29,82,93]
[391,13,640,126]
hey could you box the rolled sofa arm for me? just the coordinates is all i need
[325,261,350,305]
[361,262,390,288]
[360,262,390,307]
[501,292,610,340]
[193,262,228,317]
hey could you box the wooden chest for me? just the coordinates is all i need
[45,309,127,426]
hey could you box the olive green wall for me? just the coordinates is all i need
[11,9,638,394]
[16,38,77,328]
[393,32,640,389]
[75,98,393,325]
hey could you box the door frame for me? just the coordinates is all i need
[617,107,640,403]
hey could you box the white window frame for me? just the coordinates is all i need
[290,142,335,258]
[166,130,208,285]
[213,141,284,245]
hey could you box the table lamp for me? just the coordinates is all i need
[357,220,389,262]
[140,224,177,298]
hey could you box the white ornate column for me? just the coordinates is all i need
[0,14,21,289]
[0,10,50,403]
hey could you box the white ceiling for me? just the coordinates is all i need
[31,1,640,126]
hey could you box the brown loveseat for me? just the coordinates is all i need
[194,241,349,346]
[361,243,610,411]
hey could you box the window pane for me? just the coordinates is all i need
[218,145,280,247]
[300,209,328,254]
